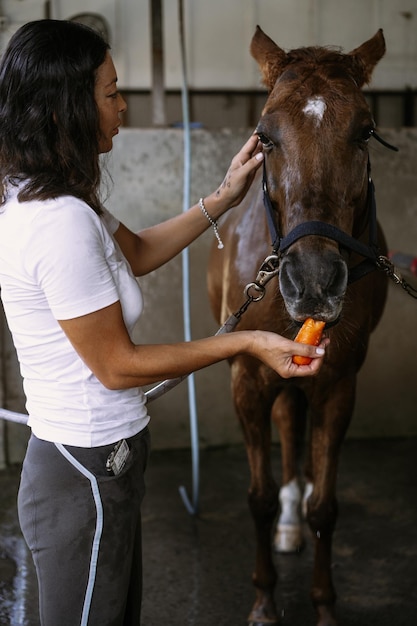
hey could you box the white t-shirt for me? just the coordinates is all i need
[0,183,150,446]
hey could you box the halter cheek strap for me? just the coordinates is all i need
[262,132,398,284]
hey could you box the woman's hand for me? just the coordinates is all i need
[203,134,264,219]
[113,133,264,276]
[247,330,329,378]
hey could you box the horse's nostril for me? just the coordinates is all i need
[327,259,348,296]
[279,258,304,299]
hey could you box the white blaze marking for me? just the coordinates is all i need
[303,96,326,124]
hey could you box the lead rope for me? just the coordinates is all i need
[368,135,417,298]
[375,255,417,299]
[145,252,281,403]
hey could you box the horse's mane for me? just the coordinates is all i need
[282,46,361,83]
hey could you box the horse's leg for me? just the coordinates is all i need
[231,362,280,626]
[306,377,355,626]
[271,387,308,552]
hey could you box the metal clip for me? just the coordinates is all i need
[377,255,403,285]
[376,255,417,298]
[243,254,281,303]
[244,281,265,302]
[255,254,281,286]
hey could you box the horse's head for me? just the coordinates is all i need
[251,27,386,323]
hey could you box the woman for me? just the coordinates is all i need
[0,19,327,626]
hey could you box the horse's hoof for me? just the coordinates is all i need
[316,604,338,626]
[273,522,304,553]
[248,616,279,626]
[248,603,280,625]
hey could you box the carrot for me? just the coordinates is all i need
[292,318,326,365]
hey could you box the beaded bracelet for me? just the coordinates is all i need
[199,197,224,249]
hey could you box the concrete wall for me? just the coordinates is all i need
[1,127,416,462]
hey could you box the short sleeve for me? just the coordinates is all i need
[23,198,120,320]
[100,205,120,235]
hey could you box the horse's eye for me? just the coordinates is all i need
[355,126,374,150]
[257,133,274,149]
[361,126,374,142]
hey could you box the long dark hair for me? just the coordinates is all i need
[0,19,110,214]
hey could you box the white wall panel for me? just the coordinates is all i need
[376,0,417,88]
[0,0,46,54]
[0,1,415,91]
[153,0,417,90]
[50,0,126,79]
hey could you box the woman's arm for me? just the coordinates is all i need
[112,134,264,276]
[58,301,328,390]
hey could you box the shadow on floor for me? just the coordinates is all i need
[1,438,417,625]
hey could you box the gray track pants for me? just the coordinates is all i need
[18,427,150,626]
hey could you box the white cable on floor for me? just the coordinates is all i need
[0,408,27,425]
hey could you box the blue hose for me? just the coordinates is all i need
[177,0,200,516]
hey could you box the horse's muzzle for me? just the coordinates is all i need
[279,249,348,323]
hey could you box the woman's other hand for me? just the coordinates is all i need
[247,331,330,379]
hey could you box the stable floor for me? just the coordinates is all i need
[1,438,417,626]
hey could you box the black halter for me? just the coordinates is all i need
[262,131,398,284]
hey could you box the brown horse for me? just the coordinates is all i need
[207,27,389,626]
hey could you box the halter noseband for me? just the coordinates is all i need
[262,131,399,284]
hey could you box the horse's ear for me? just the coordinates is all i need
[348,29,386,87]
[250,26,287,92]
